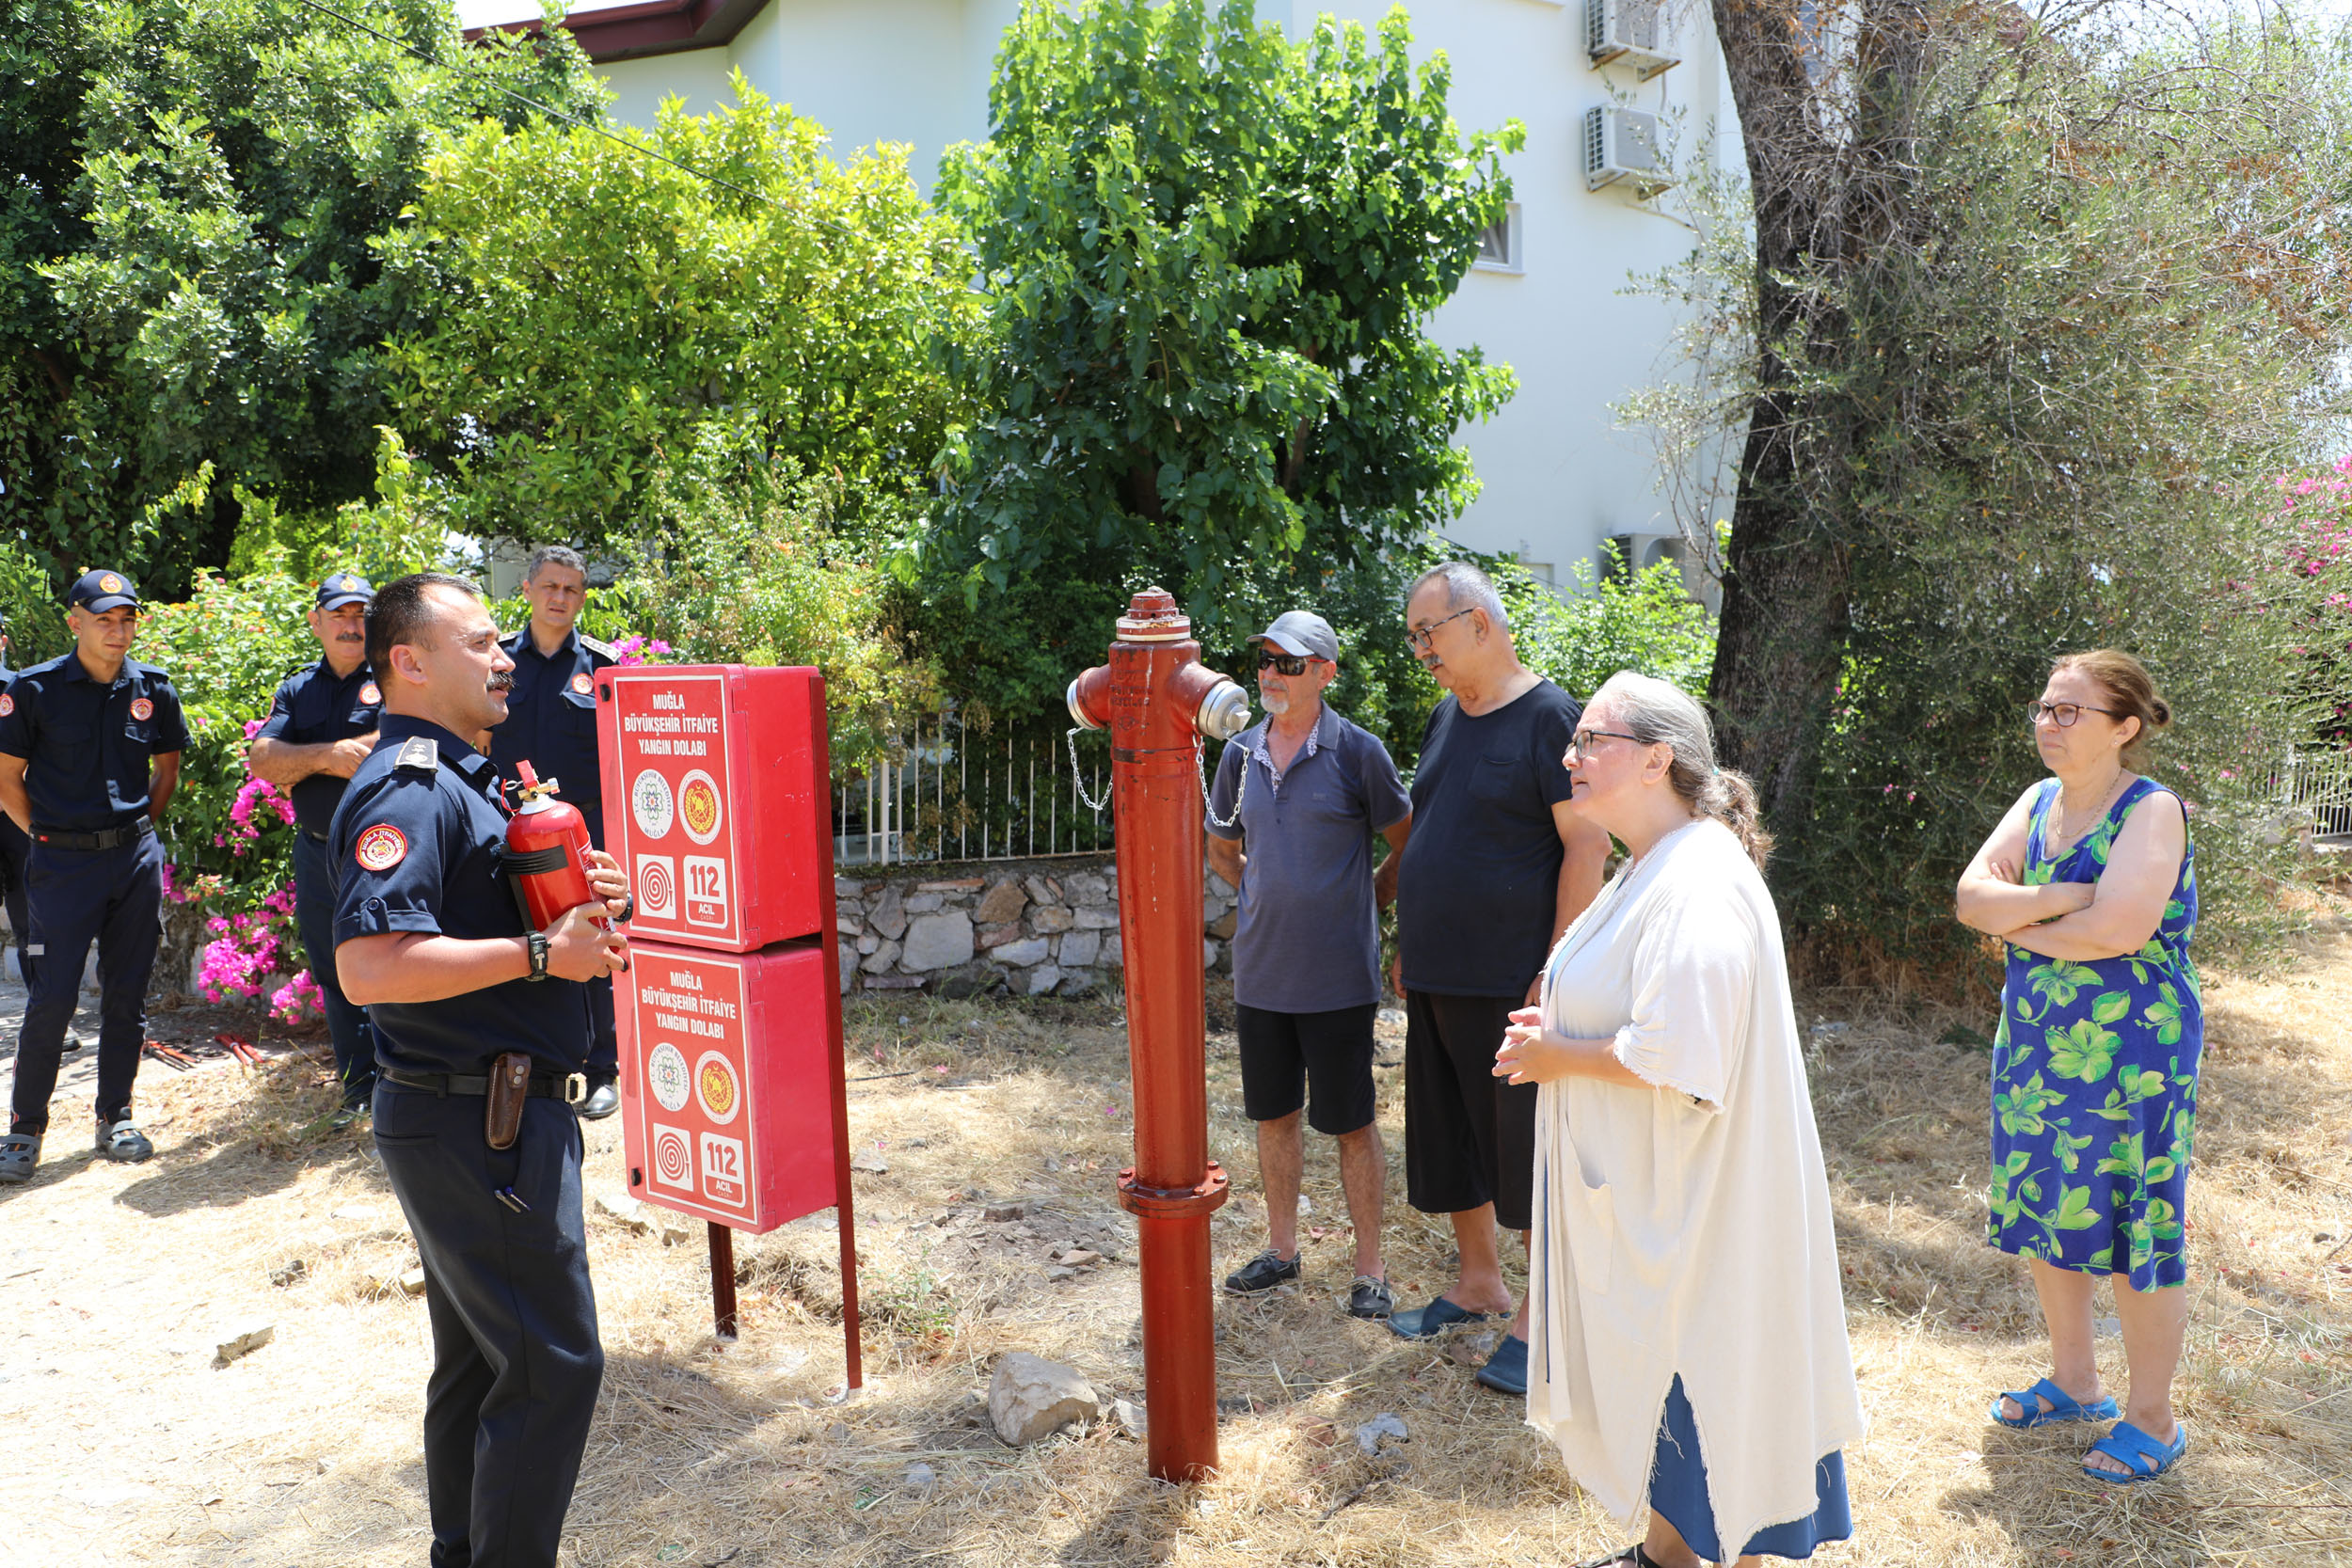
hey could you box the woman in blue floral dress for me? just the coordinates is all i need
[1957,650,2201,1485]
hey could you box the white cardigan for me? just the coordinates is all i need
[1524,817,1865,1551]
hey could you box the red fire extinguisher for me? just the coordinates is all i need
[504,760,606,928]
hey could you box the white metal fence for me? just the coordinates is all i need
[832,712,1124,867]
[2277,745,2352,844]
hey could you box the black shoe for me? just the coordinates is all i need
[1345,1275,1395,1320]
[1223,1248,1301,1295]
[578,1080,620,1120]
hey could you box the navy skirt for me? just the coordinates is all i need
[1648,1375,1852,1561]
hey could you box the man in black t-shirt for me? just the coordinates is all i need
[1387,562,1610,1401]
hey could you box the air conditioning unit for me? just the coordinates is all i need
[1583,105,1676,197]
[1586,0,1679,78]
[1606,531,1685,580]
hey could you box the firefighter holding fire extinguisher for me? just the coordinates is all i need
[331,571,628,1568]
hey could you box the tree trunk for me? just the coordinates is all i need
[1703,0,1930,846]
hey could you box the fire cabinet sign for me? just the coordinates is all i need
[598,665,829,953]
[618,942,843,1234]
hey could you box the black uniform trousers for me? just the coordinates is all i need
[9,830,161,1132]
[580,808,616,1084]
[372,1085,602,1568]
[0,817,32,984]
[292,829,376,1102]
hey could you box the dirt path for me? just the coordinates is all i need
[5,942,2349,1567]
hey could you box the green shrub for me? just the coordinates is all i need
[609,436,938,778]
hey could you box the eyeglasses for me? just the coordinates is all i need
[2026,700,2123,728]
[1405,606,1477,651]
[1564,729,1645,763]
[1256,650,1311,676]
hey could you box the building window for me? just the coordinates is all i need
[1474,203,1523,273]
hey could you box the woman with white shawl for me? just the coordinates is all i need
[1494,673,1866,1568]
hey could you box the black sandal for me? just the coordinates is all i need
[1574,1547,1668,1568]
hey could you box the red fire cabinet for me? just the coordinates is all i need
[596,664,830,953]
[616,942,841,1233]
[597,664,859,1381]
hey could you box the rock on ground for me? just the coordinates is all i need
[988,1352,1101,1446]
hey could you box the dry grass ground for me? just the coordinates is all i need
[4,936,2349,1567]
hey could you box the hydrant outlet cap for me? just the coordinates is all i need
[1195,680,1251,742]
[1067,676,1105,731]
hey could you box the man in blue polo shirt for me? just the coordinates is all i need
[1206,610,1413,1320]
[487,545,620,1118]
[0,569,188,1181]
[249,572,384,1128]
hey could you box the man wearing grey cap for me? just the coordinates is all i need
[1206,610,1413,1319]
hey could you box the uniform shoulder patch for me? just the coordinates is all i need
[354,823,409,872]
[0,693,14,718]
[394,736,439,773]
[579,633,617,662]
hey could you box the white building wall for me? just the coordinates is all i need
[591,0,1740,590]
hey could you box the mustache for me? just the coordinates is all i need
[488,671,514,692]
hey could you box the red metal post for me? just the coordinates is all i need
[707,1222,739,1340]
[1068,589,1250,1482]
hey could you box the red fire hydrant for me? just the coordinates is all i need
[1067,589,1251,1481]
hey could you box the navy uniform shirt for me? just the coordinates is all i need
[0,653,191,832]
[329,713,591,1076]
[256,658,383,837]
[488,628,613,843]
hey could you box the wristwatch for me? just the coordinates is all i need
[525,930,550,982]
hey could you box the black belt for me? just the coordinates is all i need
[31,819,152,850]
[380,1066,590,1104]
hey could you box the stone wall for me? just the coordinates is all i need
[834,854,1237,998]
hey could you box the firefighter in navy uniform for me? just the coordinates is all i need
[332,573,629,1568]
[485,545,620,1119]
[0,571,188,1183]
[248,572,383,1129]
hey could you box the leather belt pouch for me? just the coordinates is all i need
[485,1052,531,1150]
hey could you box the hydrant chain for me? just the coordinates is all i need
[1200,741,1248,831]
[1066,727,1113,814]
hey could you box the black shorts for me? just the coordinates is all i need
[1403,989,1535,1231]
[1234,1002,1378,1135]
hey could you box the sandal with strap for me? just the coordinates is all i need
[1574,1545,1669,1568]
[2084,1418,2188,1484]
[1990,1376,2119,1429]
[96,1118,152,1164]
[0,1132,40,1185]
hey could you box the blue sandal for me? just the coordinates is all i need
[2083,1418,2187,1483]
[1386,1294,1495,1340]
[1989,1377,2119,1429]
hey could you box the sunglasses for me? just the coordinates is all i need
[1256,650,1313,676]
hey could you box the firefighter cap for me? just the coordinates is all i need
[69,569,141,614]
[316,573,376,610]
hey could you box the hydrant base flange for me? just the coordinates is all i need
[1116,1163,1232,1219]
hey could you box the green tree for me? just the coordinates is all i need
[380,81,976,547]
[0,0,603,598]
[916,0,1522,713]
[1643,8,2352,968]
